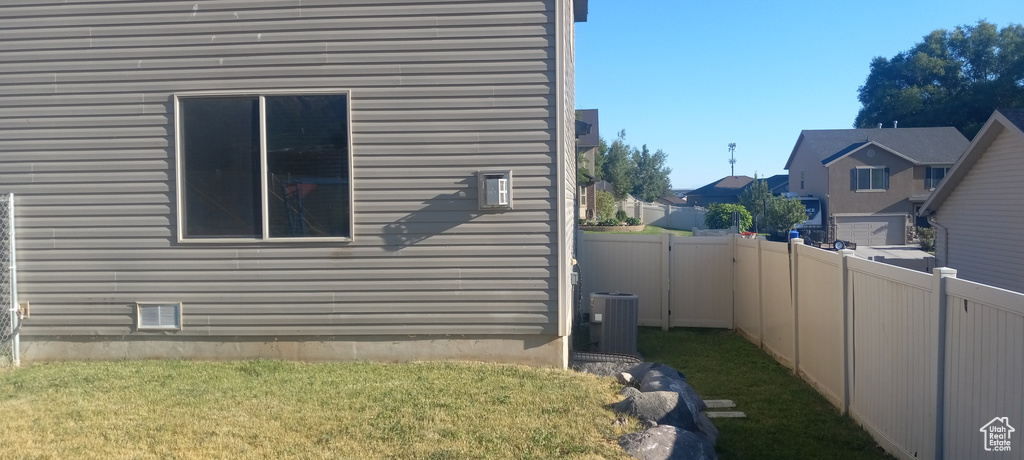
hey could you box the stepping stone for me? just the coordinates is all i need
[704,399,736,409]
[706,411,746,418]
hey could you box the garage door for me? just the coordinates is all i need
[835,215,905,246]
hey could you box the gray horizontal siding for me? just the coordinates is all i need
[0,0,567,337]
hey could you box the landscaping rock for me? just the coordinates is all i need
[613,391,696,431]
[639,370,707,416]
[626,362,687,382]
[571,360,634,377]
[618,372,635,386]
[618,425,717,460]
[695,412,719,446]
[621,386,642,398]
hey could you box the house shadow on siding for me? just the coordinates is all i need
[381,177,480,251]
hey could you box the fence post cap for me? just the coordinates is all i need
[933,267,957,278]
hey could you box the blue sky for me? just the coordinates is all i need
[574,1,1021,190]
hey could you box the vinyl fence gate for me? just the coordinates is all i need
[0,194,18,368]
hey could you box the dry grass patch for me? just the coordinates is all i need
[0,360,634,460]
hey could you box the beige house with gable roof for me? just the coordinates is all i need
[785,127,968,245]
[920,109,1024,294]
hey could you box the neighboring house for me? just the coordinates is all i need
[684,174,787,208]
[784,127,969,246]
[668,189,692,205]
[655,192,686,207]
[920,109,1024,294]
[576,109,600,220]
[762,174,790,195]
[685,176,754,207]
[2,1,587,368]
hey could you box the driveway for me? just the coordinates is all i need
[855,245,935,272]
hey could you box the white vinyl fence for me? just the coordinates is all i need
[579,231,1024,460]
[640,203,707,231]
[614,198,707,231]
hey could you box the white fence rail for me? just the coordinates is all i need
[578,231,1024,460]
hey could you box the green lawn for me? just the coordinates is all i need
[638,328,894,460]
[0,360,634,460]
[584,225,693,236]
[0,330,897,460]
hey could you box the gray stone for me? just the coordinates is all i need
[621,386,642,398]
[618,426,717,460]
[639,371,708,416]
[639,418,658,429]
[571,361,634,377]
[618,371,635,385]
[626,362,687,382]
[613,391,696,431]
[695,412,719,446]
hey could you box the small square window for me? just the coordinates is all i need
[136,303,182,331]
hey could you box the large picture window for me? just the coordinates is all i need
[176,92,352,241]
[855,167,888,191]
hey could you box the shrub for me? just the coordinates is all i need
[595,191,615,221]
[615,210,628,222]
[598,218,620,226]
[624,217,642,226]
[918,226,936,252]
[704,203,752,232]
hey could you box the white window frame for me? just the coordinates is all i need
[926,166,950,190]
[136,302,183,331]
[174,89,355,243]
[854,166,888,191]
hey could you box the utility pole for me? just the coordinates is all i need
[728,143,736,176]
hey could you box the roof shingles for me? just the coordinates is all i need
[786,127,969,169]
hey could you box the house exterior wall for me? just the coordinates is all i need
[827,148,916,215]
[934,127,1024,293]
[787,140,829,200]
[557,0,576,345]
[1,0,576,366]
[576,145,597,219]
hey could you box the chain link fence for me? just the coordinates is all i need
[0,194,18,368]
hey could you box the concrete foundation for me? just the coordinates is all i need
[20,335,570,368]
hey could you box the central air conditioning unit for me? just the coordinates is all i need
[589,292,639,355]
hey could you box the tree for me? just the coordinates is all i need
[593,137,608,179]
[631,144,673,202]
[601,130,636,200]
[763,197,807,233]
[576,151,590,185]
[704,203,752,232]
[594,190,615,221]
[739,179,807,234]
[738,178,774,233]
[854,20,1024,138]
